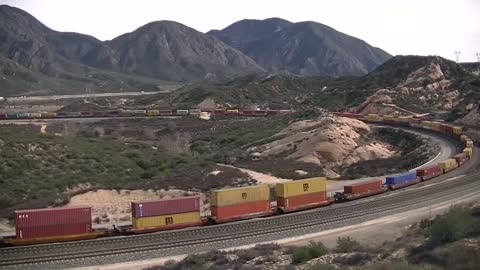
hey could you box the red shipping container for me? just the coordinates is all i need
[211,200,271,220]
[15,207,91,228]
[0,113,6,120]
[417,165,443,180]
[277,191,328,209]
[16,223,91,239]
[453,153,468,166]
[131,196,200,218]
[344,180,383,194]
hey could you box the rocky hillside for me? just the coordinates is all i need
[0,5,262,95]
[208,18,391,76]
[91,21,264,81]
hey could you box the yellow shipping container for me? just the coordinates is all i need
[211,185,270,207]
[132,212,201,229]
[466,140,474,148]
[431,122,441,132]
[422,121,432,130]
[453,126,462,136]
[146,110,159,116]
[463,148,473,158]
[275,177,327,198]
[367,114,383,122]
[438,159,458,171]
[397,116,411,123]
[383,115,394,121]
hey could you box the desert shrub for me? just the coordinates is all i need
[332,252,373,266]
[363,260,425,270]
[292,241,329,265]
[428,206,477,247]
[335,237,365,253]
[444,244,480,270]
[307,264,337,270]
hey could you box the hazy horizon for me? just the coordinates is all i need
[1,0,479,62]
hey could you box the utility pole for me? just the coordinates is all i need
[455,51,461,63]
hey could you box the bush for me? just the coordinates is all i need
[292,241,329,265]
[428,206,477,247]
[363,260,424,270]
[335,237,364,253]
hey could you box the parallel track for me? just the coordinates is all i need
[1,170,480,269]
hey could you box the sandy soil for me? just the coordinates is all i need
[66,189,208,223]
[218,163,291,185]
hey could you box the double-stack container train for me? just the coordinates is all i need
[0,112,475,247]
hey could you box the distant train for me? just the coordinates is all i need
[0,108,292,120]
[0,112,475,247]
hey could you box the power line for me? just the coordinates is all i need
[455,51,461,63]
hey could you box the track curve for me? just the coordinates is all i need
[0,144,478,269]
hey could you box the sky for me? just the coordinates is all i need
[1,0,479,62]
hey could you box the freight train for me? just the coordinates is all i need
[0,108,291,120]
[0,112,475,247]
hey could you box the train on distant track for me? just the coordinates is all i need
[0,108,292,120]
[0,112,475,247]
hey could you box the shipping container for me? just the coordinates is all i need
[275,177,327,198]
[132,212,201,229]
[254,110,268,117]
[409,118,422,128]
[277,191,329,212]
[226,109,240,115]
[16,223,91,239]
[240,110,254,116]
[396,116,411,126]
[40,112,56,118]
[211,185,270,207]
[0,113,6,120]
[213,109,226,116]
[131,196,200,218]
[460,135,468,142]
[344,180,383,194]
[189,109,201,115]
[159,110,173,116]
[146,110,160,116]
[176,110,189,115]
[463,148,473,159]
[211,200,271,222]
[367,114,383,122]
[416,165,443,181]
[431,122,441,132]
[383,115,395,124]
[438,159,458,173]
[466,140,474,148]
[453,153,468,166]
[453,126,462,136]
[15,207,91,228]
[385,172,419,189]
[421,121,432,130]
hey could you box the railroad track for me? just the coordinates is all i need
[1,170,480,269]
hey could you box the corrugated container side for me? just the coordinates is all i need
[15,207,91,228]
[277,192,327,208]
[132,212,201,229]
[463,148,473,158]
[344,180,383,194]
[385,172,417,185]
[453,153,468,165]
[275,177,327,198]
[466,141,474,148]
[431,122,441,132]
[438,159,458,171]
[211,200,271,220]
[417,165,442,176]
[211,185,270,207]
[132,196,200,218]
[453,126,462,135]
[16,223,91,239]
[460,135,468,142]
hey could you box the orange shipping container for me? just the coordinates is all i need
[211,200,271,221]
[277,192,328,211]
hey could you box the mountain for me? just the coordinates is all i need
[0,5,263,95]
[86,21,264,81]
[208,18,392,76]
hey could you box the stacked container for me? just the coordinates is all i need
[276,177,329,212]
[463,148,473,159]
[15,207,92,240]
[409,118,422,128]
[210,185,271,222]
[453,153,468,166]
[131,196,201,231]
[383,115,395,124]
[431,122,441,132]
[385,171,419,190]
[452,126,462,137]
[416,165,443,181]
[367,114,383,122]
[466,140,474,148]
[438,159,458,173]
[341,179,386,200]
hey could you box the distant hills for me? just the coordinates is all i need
[208,18,391,76]
[0,5,391,96]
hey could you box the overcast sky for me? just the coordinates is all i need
[2,0,479,62]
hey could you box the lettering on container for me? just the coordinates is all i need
[303,183,309,192]
[165,217,174,225]
[241,192,247,199]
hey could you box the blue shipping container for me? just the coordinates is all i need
[386,172,417,185]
